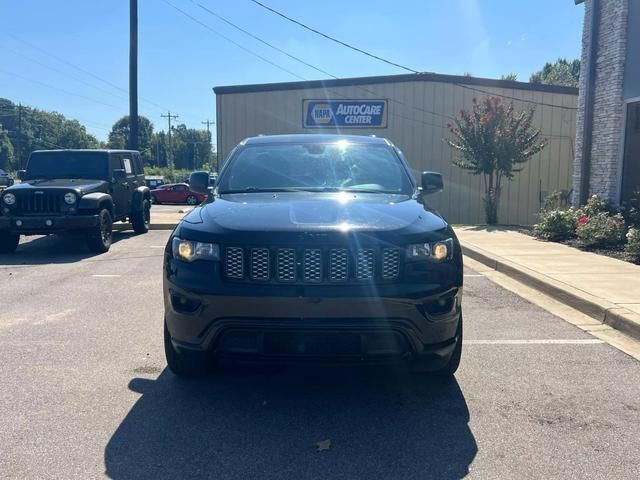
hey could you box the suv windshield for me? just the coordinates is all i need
[25,151,109,180]
[218,142,413,194]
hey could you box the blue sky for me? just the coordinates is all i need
[0,0,584,142]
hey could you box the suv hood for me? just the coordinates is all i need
[9,179,108,194]
[181,192,448,239]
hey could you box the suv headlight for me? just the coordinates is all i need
[2,193,16,205]
[172,237,220,262]
[406,238,454,262]
[64,192,77,205]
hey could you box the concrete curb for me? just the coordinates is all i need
[462,244,640,342]
[114,223,177,231]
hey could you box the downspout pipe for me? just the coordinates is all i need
[579,0,600,205]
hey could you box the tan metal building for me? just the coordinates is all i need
[213,73,578,225]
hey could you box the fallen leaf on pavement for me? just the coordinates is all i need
[315,439,331,451]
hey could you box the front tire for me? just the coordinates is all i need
[164,320,208,377]
[151,195,160,205]
[86,208,113,253]
[0,232,19,254]
[131,199,150,234]
[186,195,198,206]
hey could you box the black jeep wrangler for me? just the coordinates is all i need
[0,149,151,254]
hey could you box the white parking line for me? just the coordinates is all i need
[150,246,165,248]
[91,274,121,278]
[464,339,605,345]
[464,274,484,277]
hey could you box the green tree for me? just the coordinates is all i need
[530,58,580,88]
[446,96,547,224]
[0,98,100,168]
[500,73,518,81]
[0,126,15,171]
[151,124,214,171]
[107,115,154,164]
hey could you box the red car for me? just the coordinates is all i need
[150,183,206,205]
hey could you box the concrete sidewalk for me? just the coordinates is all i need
[456,226,640,341]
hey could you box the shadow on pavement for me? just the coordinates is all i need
[0,231,139,265]
[105,365,477,479]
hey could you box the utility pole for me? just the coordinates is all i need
[161,111,178,170]
[201,119,215,172]
[17,103,22,168]
[128,0,139,151]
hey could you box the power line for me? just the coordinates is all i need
[453,83,577,111]
[248,0,419,74]
[247,1,577,112]
[188,2,453,123]
[0,69,123,110]
[193,1,336,79]
[2,32,181,115]
[2,46,129,104]
[161,0,305,80]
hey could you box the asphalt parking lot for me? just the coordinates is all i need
[1,231,639,479]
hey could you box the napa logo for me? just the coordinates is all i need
[310,103,333,124]
[303,99,388,128]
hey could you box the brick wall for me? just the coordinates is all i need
[573,0,628,204]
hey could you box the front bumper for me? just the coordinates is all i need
[164,279,462,365]
[0,214,99,235]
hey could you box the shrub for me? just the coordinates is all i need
[621,188,640,228]
[625,228,640,260]
[578,195,612,217]
[534,209,577,240]
[576,213,626,247]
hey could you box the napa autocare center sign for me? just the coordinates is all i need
[303,99,388,128]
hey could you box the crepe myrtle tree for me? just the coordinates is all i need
[446,96,547,224]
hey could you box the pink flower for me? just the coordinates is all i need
[577,216,589,226]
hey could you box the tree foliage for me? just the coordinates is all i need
[107,115,155,165]
[149,124,214,171]
[500,73,518,81]
[0,126,15,171]
[0,98,101,170]
[529,58,580,88]
[446,96,547,224]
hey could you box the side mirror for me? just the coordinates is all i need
[113,169,126,182]
[189,171,210,194]
[421,171,444,195]
[17,170,26,181]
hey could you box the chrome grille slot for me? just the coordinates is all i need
[303,249,322,282]
[356,249,375,280]
[225,247,245,279]
[329,248,349,281]
[276,248,296,282]
[382,248,401,279]
[250,248,270,281]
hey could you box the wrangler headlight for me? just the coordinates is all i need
[406,238,454,262]
[172,237,220,262]
[64,192,77,205]
[2,193,16,205]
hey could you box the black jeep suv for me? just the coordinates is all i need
[164,135,463,378]
[0,149,151,254]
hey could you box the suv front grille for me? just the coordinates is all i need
[225,247,245,279]
[223,246,402,284]
[15,191,62,215]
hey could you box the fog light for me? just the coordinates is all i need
[2,207,9,215]
[170,291,201,314]
[15,220,22,227]
[45,219,53,226]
